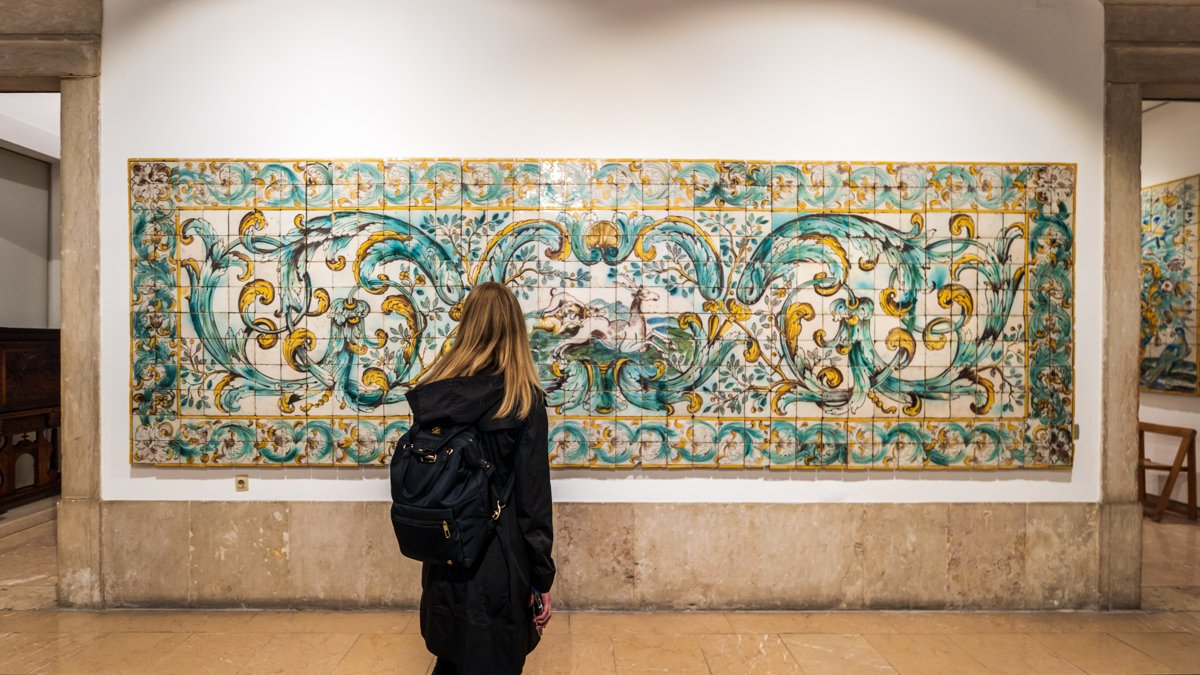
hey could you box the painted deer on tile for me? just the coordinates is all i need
[547,271,660,358]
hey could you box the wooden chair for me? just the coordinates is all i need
[1138,421,1198,522]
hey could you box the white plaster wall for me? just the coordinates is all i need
[0,93,59,161]
[99,0,1104,502]
[48,165,60,328]
[0,147,51,328]
[0,93,62,328]
[1139,101,1200,502]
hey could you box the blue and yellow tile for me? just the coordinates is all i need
[128,158,1076,469]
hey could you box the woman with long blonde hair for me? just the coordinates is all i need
[404,281,554,675]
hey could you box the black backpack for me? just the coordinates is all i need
[388,421,514,567]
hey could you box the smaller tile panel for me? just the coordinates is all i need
[1140,174,1200,395]
[129,159,1077,469]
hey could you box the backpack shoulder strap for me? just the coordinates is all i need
[467,424,518,522]
[489,465,518,522]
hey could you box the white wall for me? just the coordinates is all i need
[0,93,59,160]
[0,93,62,328]
[1140,101,1200,502]
[0,147,51,328]
[100,0,1104,502]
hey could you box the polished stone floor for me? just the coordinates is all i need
[0,509,1195,674]
[1143,511,1200,612]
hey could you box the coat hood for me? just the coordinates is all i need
[405,373,521,431]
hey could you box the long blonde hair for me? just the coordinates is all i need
[422,281,544,419]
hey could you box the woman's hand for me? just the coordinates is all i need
[529,591,552,629]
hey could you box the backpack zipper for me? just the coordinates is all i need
[442,520,451,538]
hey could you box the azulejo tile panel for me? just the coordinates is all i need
[1141,174,1200,395]
[129,159,1076,469]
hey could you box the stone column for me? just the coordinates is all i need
[57,75,103,608]
[1100,81,1143,610]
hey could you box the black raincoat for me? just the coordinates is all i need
[404,374,555,675]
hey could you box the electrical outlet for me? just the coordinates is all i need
[235,475,249,492]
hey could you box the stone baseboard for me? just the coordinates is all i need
[88,500,1122,610]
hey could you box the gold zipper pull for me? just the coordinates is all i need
[442,521,451,538]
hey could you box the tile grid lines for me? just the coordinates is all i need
[129,159,1076,470]
[1140,173,1200,396]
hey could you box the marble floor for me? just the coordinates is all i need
[0,507,1196,674]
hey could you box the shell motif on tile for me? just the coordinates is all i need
[129,159,1075,469]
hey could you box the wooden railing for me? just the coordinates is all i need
[0,328,61,513]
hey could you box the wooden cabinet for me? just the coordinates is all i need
[0,328,61,511]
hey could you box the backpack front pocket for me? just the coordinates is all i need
[390,504,463,565]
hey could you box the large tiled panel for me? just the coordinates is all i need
[1140,174,1200,394]
[129,159,1077,470]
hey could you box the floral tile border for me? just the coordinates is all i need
[130,159,1076,469]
